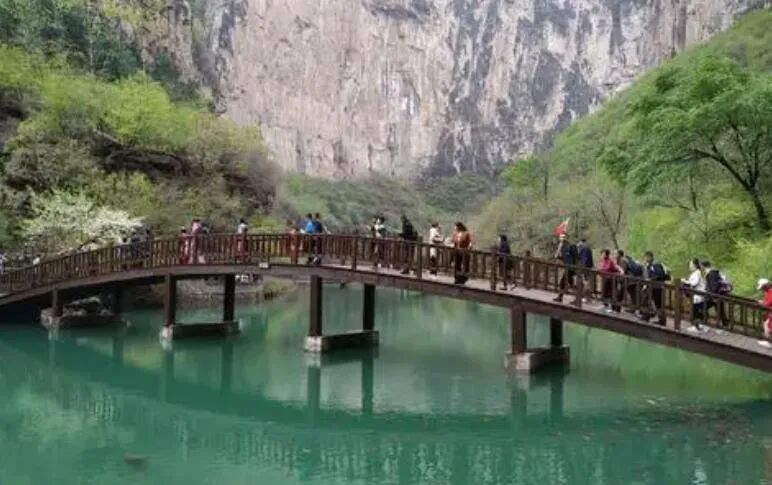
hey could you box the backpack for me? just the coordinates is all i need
[650,262,671,282]
[625,256,643,277]
[718,272,733,295]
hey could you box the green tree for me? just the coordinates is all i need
[608,56,772,231]
[503,155,550,202]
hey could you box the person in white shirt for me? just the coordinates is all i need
[236,218,248,235]
[681,258,707,332]
[428,223,443,277]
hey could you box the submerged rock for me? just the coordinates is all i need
[40,296,123,329]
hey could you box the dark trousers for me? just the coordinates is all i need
[454,251,469,284]
[498,258,512,288]
[556,269,574,299]
[642,287,666,325]
[706,299,729,327]
[602,277,620,311]
[429,255,438,275]
[692,302,706,327]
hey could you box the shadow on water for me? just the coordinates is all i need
[1,285,772,484]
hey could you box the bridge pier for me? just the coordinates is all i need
[504,307,570,373]
[160,274,239,339]
[304,278,379,352]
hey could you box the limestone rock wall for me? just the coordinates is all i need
[190,0,770,178]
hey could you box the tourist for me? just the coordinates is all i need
[428,222,443,277]
[681,259,707,332]
[286,220,300,264]
[599,249,623,312]
[303,213,321,265]
[372,216,386,239]
[399,215,418,275]
[497,234,513,290]
[757,279,772,348]
[303,213,316,234]
[703,261,731,328]
[578,238,595,297]
[618,250,643,312]
[178,227,189,264]
[370,216,386,268]
[552,233,578,303]
[314,213,329,235]
[189,218,204,264]
[452,222,472,285]
[235,218,248,258]
[641,251,669,325]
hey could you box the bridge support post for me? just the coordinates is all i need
[223,274,236,323]
[363,284,375,331]
[111,288,123,315]
[51,289,63,319]
[163,275,177,328]
[160,274,239,339]
[304,278,379,352]
[505,308,569,373]
[550,317,563,347]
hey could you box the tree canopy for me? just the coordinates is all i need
[603,56,772,231]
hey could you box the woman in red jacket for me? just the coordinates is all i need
[600,249,624,313]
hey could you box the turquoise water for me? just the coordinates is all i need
[1,284,772,484]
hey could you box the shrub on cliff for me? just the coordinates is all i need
[0,46,275,247]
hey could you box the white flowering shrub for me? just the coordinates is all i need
[21,191,143,254]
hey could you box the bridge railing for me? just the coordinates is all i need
[0,233,768,338]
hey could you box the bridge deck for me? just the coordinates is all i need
[1,233,771,372]
[325,262,772,365]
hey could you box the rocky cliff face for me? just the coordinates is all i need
[184,0,769,178]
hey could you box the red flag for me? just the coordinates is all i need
[553,217,570,236]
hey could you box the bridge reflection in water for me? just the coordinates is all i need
[1,294,771,485]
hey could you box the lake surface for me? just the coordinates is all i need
[1,284,772,484]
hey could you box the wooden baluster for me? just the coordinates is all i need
[673,286,683,330]
[490,252,497,290]
[523,259,531,289]
[740,304,748,335]
[351,237,358,270]
[416,241,423,279]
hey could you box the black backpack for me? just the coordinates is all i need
[625,256,644,277]
[650,262,671,282]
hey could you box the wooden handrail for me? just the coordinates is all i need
[0,233,767,337]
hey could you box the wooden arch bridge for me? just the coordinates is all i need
[1,233,772,372]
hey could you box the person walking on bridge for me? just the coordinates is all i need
[497,234,513,290]
[552,233,578,303]
[757,279,772,348]
[452,222,472,285]
[399,215,418,275]
[641,251,670,326]
[236,218,248,262]
[577,238,595,299]
[703,261,731,329]
[600,249,623,312]
[428,222,443,278]
[681,259,707,333]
